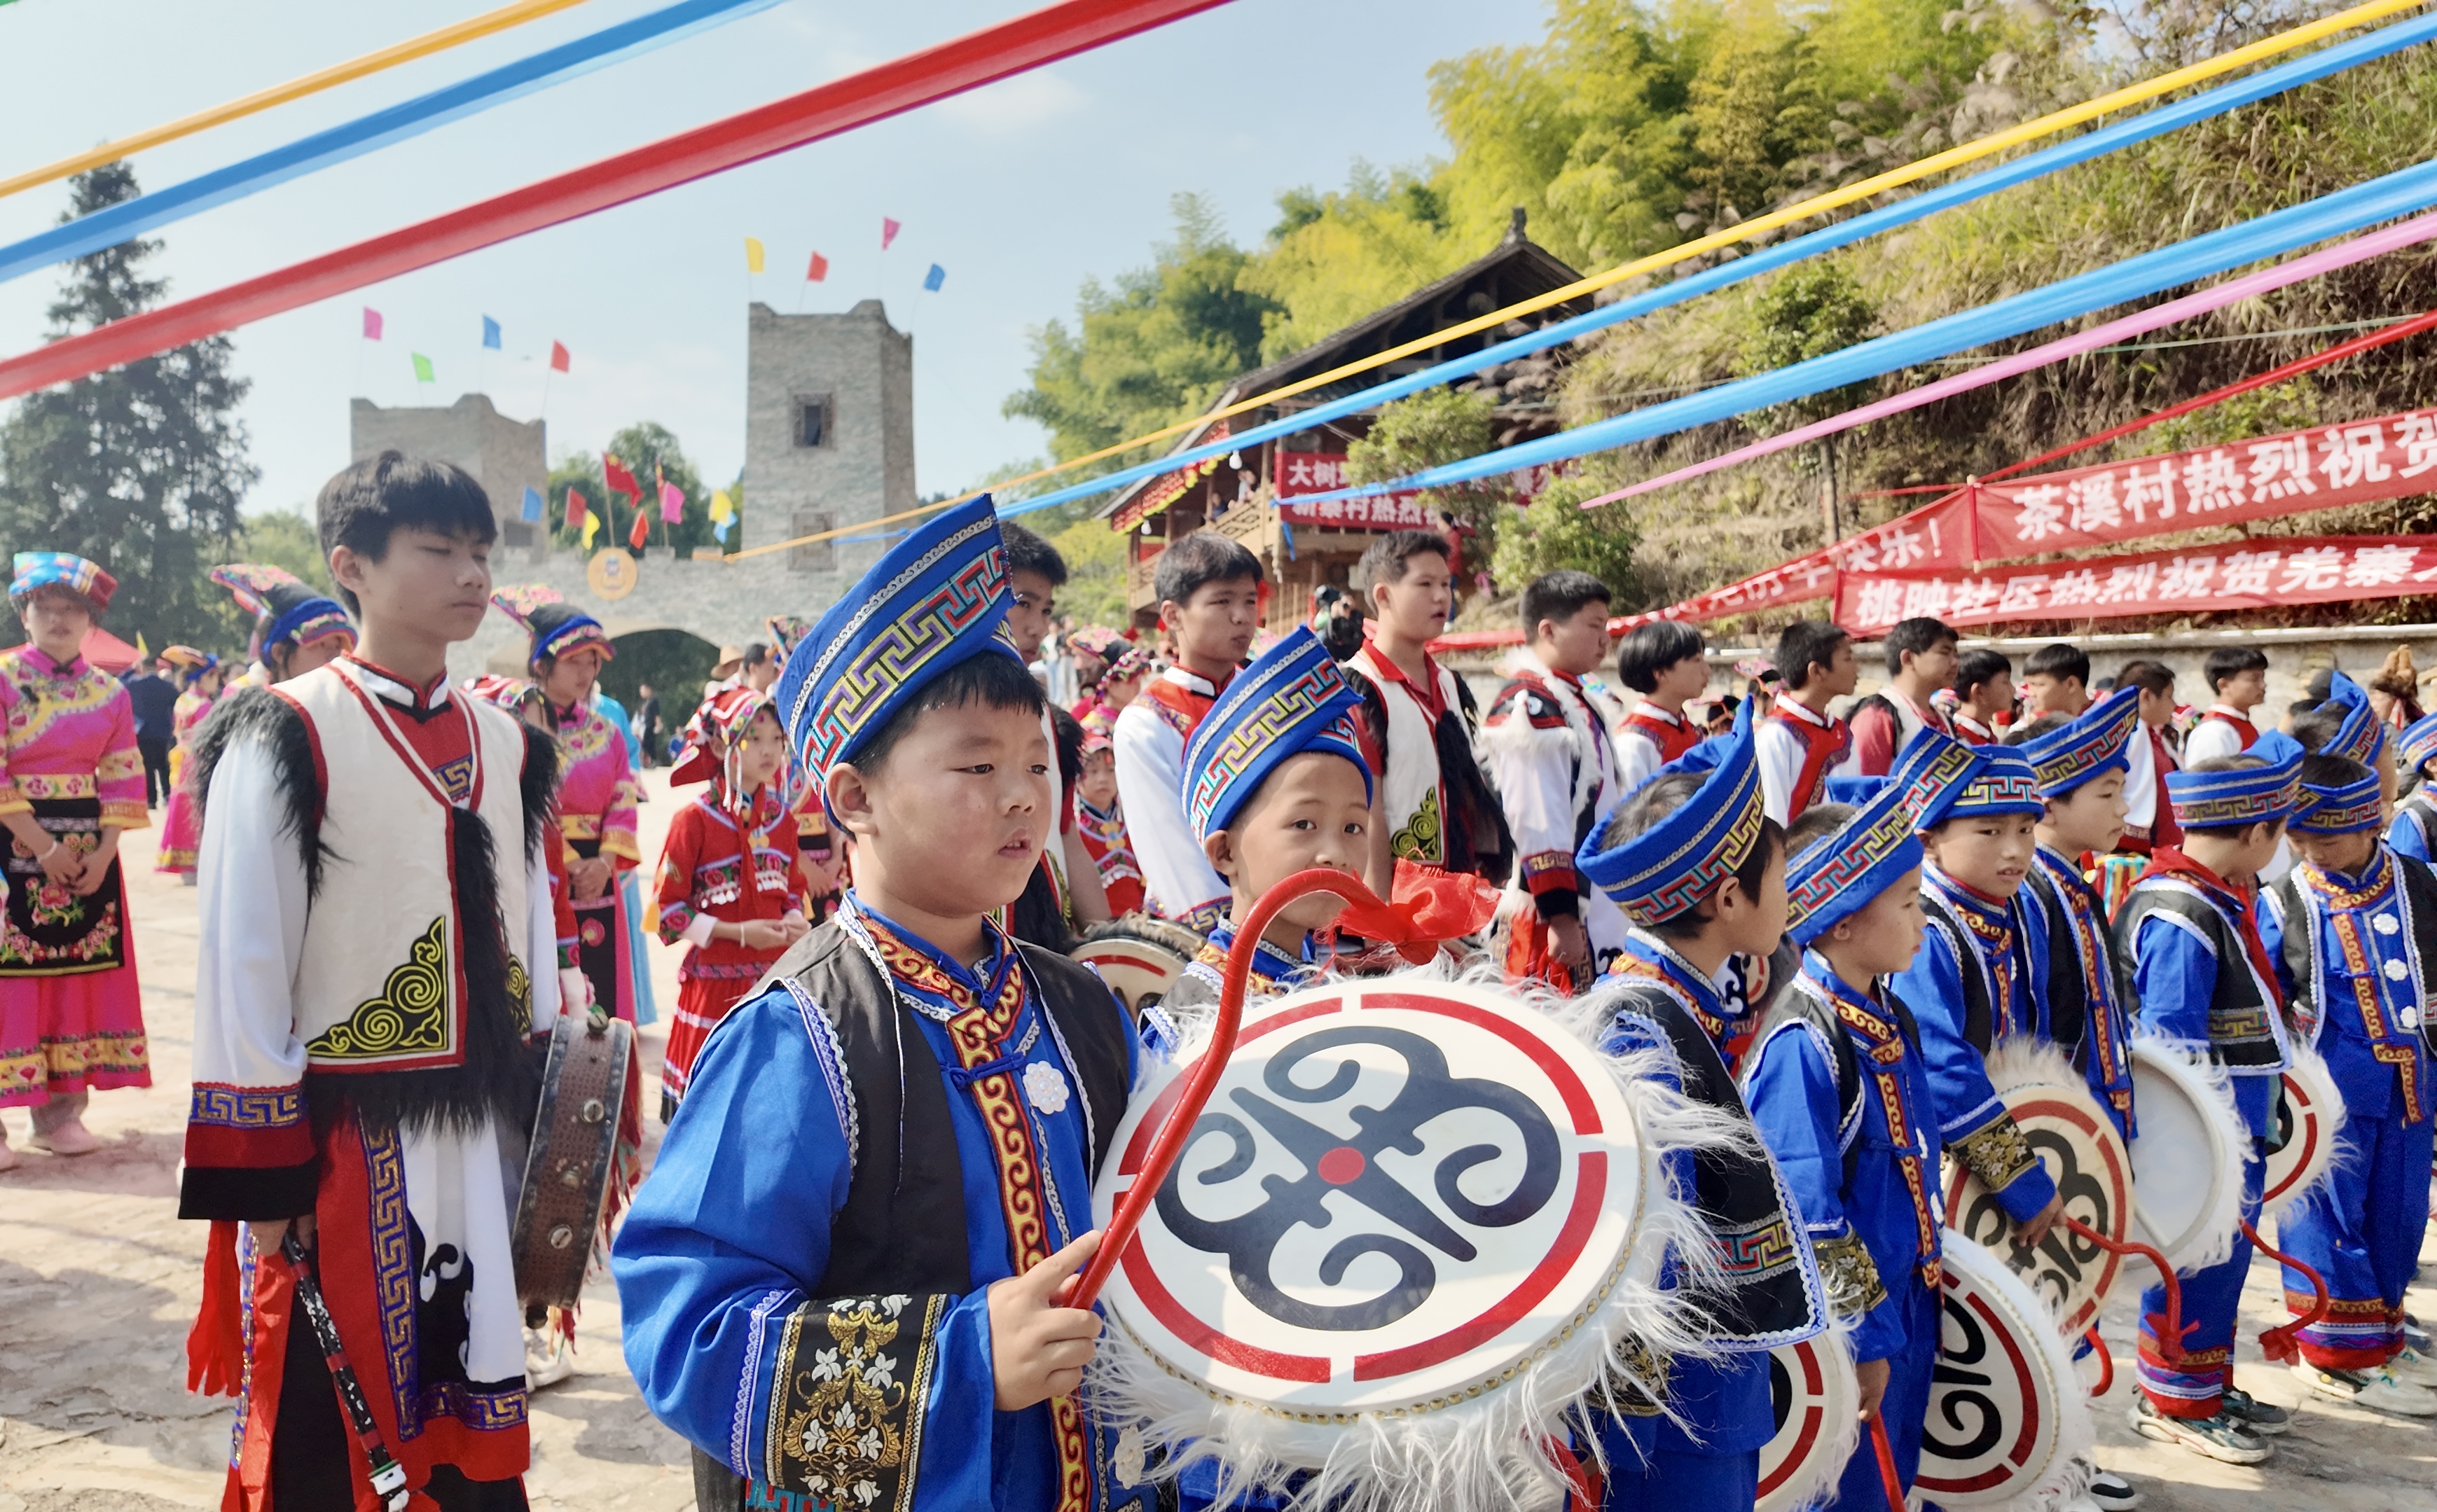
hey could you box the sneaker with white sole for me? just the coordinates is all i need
[2404,1315,2433,1354]
[2384,1343,2437,1389]
[2219,1385,2292,1436]
[2128,1398,2272,1464]
[2290,1361,2437,1416]
[524,1326,577,1390]
[2085,1469,2141,1511]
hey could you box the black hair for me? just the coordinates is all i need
[846,653,1048,778]
[1355,529,1453,592]
[2114,659,2174,698]
[1882,617,1957,677]
[2003,712,2071,746]
[1154,530,1261,608]
[2303,667,2335,703]
[2300,751,2372,791]
[1954,648,2013,702]
[1616,620,1705,694]
[1596,771,1786,941]
[2024,642,2088,686]
[315,451,496,613]
[1772,620,1849,693]
[1000,520,1069,588]
[2180,753,2283,837]
[2203,645,2269,695]
[1785,801,1856,860]
[1521,571,1613,639]
[2291,704,2347,754]
[743,642,770,669]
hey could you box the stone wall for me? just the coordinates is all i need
[742,298,915,591]
[451,545,834,679]
[351,394,548,550]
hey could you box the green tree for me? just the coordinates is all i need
[1490,476,1643,603]
[1344,388,1515,583]
[546,422,717,557]
[0,162,256,649]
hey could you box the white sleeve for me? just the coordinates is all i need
[1756,721,1802,826]
[1615,728,1661,798]
[679,913,719,948]
[2183,719,2242,766]
[2121,729,2157,828]
[193,735,312,1093]
[1480,711,1581,873]
[1112,702,1227,921]
[526,845,563,1036]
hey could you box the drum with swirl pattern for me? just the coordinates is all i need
[1914,1232,2091,1508]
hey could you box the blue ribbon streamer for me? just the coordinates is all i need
[997,13,2437,522]
[0,0,787,286]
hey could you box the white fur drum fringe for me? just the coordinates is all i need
[2260,1039,2348,1223]
[2123,1037,2251,1283]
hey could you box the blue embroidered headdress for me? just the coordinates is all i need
[2290,766,2384,836]
[2024,685,2139,797]
[2401,709,2437,777]
[1578,695,1767,927]
[2167,729,2304,829]
[492,583,614,667]
[775,494,1024,784]
[211,563,353,653]
[1181,625,1369,841]
[11,552,116,613]
[2317,670,2386,768]
[1906,727,2043,828]
[1786,774,1924,946]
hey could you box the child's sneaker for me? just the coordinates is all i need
[2290,1361,2437,1416]
[2384,1343,2437,1389]
[2085,1466,2141,1510]
[2218,1384,2291,1435]
[2128,1398,2272,1464]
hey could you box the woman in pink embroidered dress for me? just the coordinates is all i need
[1,553,150,1168]
[153,646,223,880]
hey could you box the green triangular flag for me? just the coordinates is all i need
[412,353,435,382]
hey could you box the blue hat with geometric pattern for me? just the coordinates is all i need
[2167,729,2304,829]
[1786,774,1924,946]
[1907,727,2043,828]
[2024,685,2140,797]
[2289,765,2384,835]
[1578,695,1767,927]
[774,494,1025,783]
[2317,671,2387,768]
[2401,709,2437,776]
[1182,625,1368,841]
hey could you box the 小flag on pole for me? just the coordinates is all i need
[713,515,731,543]
[549,341,570,373]
[581,509,600,548]
[411,353,434,382]
[565,486,588,532]
[603,455,640,500]
[708,489,733,522]
[658,477,684,524]
[361,307,382,340]
[881,217,901,250]
[135,632,149,659]
[481,316,502,350]
[922,263,945,292]
[626,504,651,550]
[744,236,766,273]
[520,485,544,522]
[806,251,829,282]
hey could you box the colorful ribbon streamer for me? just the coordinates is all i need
[0,0,595,205]
[0,0,1236,405]
[0,0,787,288]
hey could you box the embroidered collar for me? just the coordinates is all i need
[1626,702,1685,729]
[1191,920,1318,997]
[1795,953,1940,1279]
[20,646,88,679]
[2032,844,2094,898]
[1771,691,1839,730]
[1617,931,1739,1049]
[1924,861,2014,934]
[1159,664,1225,698]
[838,892,1021,1022]
[2296,845,2397,910]
[343,655,451,711]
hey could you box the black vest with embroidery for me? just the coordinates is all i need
[1918,893,2000,1055]
[1754,979,1928,1188]
[2021,865,2129,1076]
[2111,882,2285,1069]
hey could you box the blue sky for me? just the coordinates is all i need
[0,0,1549,515]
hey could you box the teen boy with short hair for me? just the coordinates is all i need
[2113,744,2304,1462]
[617,498,1154,1511]
[2186,646,2272,765]
[1757,619,1857,825]
[1849,616,1956,774]
[1484,571,1626,989]
[1339,529,1510,900]
[1949,648,2015,744]
[2022,641,2092,718]
[179,452,575,1511]
[1614,619,1709,791]
[1112,531,1261,931]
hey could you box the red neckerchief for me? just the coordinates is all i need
[2203,706,2259,749]
[1355,640,1447,723]
[2139,846,2285,1011]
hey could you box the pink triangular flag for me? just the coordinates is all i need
[881,217,902,251]
[361,307,383,340]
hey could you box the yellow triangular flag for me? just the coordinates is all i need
[135,632,149,658]
[744,237,765,274]
[582,510,601,548]
[709,489,733,522]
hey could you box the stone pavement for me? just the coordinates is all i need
[4,770,2435,1511]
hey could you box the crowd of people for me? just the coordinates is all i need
[1,450,2432,1512]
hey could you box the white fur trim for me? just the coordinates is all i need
[2121,1037,2250,1282]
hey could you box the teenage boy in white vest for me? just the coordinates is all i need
[1339,529,1512,901]
[1846,616,1956,774]
[178,452,584,1511]
[1112,531,1261,933]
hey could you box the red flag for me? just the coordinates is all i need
[603,455,640,500]
[806,251,829,282]
[549,341,570,373]
[627,504,651,550]
[564,486,588,532]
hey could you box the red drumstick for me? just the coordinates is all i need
[1868,1413,1907,1512]
[2240,1217,2328,1364]
[2059,1214,2188,1370]
[1070,868,1381,1310]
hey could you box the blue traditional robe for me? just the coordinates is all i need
[2020,845,2139,1142]
[2272,845,2437,1370]
[1887,864,2058,1223]
[614,896,1152,1512]
[1744,955,1947,1504]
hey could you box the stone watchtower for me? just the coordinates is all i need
[743,299,916,593]
[350,394,548,550]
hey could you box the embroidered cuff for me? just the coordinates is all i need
[102,799,151,831]
[761,1293,948,1503]
[1811,1230,1888,1324]
[658,901,698,945]
[1951,1113,2055,1221]
[181,1084,312,1169]
[0,784,28,817]
[680,913,719,949]
[1521,851,1580,898]
[601,831,644,865]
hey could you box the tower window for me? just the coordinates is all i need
[796,396,831,448]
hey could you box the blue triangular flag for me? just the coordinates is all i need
[482,315,502,350]
[922,263,945,292]
[521,484,544,522]
[712,515,731,543]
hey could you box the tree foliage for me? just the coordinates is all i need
[0,162,257,649]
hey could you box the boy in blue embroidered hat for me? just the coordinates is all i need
[1885,734,2068,1246]
[1575,700,1828,1510]
[615,497,1157,1512]
[2008,688,2141,1143]
[2267,752,2437,1415]
[1744,780,1945,1509]
[2389,709,2437,860]
[1163,626,1372,1022]
[2111,739,2304,1460]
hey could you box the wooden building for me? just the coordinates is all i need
[1103,210,1590,632]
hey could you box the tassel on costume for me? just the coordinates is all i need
[187,1219,245,1396]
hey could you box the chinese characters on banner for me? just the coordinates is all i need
[1834,536,2437,634]
[1110,419,1233,534]
[1274,452,1437,529]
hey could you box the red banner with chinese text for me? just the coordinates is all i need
[1111,419,1231,533]
[1275,452,1437,529]
[1832,535,2437,634]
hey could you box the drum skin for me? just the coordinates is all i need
[1914,1233,2092,1509]
[513,1009,633,1315]
[1072,916,1203,1016]
[1758,1332,1858,1512]
[1940,1041,2132,1338]
[1090,978,1663,1469]
[2262,1043,2345,1219]
[2124,1039,2246,1280]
